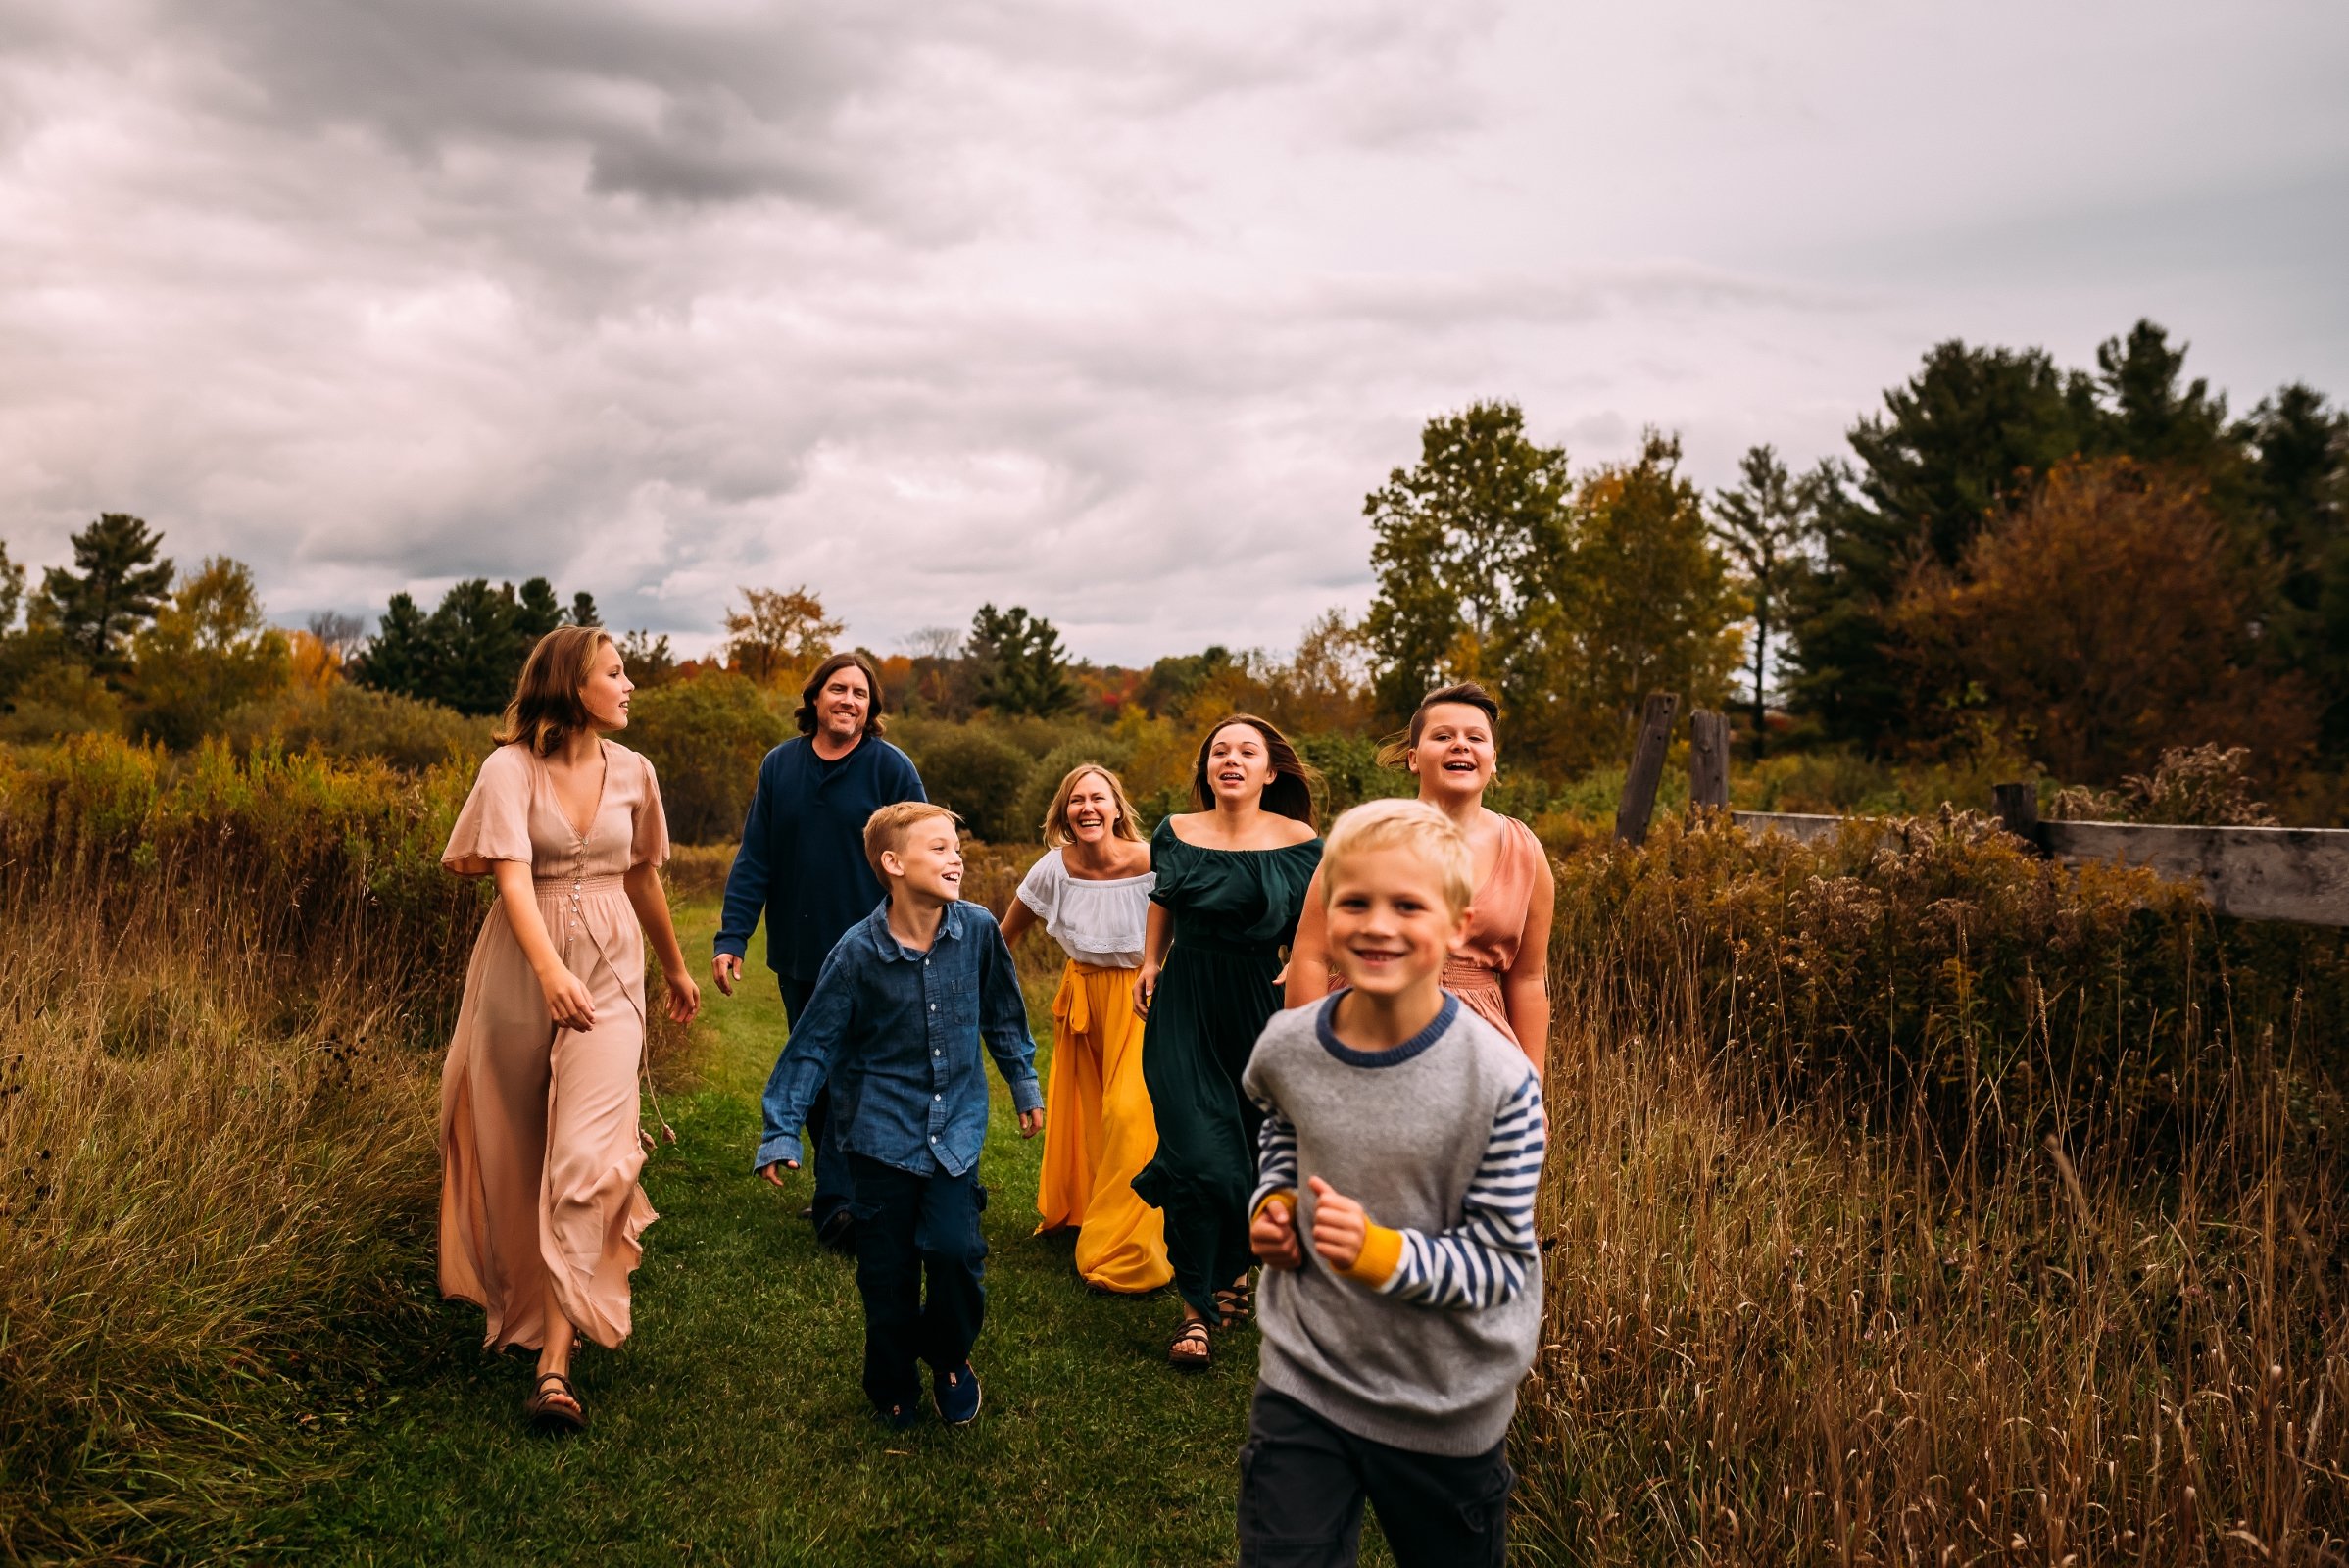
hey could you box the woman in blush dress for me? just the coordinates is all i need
[1131,716,1322,1369]
[1000,763,1171,1295]
[438,625,702,1432]
[1285,681,1552,1067]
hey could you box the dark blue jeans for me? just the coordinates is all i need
[846,1153,988,1412]
[779,973,855,1237]
[1237,1387,1512,1568]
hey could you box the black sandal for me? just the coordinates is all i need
[1214,1276,1253,1329]
[1167,1318,1212,1371]
[524,1371,587,1433]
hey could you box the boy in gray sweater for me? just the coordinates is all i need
[1241,799,1546,1568]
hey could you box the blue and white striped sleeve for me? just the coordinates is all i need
[1353,1074,1544,1310]
[1250,1103,1300,1219]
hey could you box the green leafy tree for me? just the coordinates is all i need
[625,671,786,842]
[0,540,23,633]
[36,514,175,670]
[1709,446,1828,756]
[1515,432,1744,771]
[967,604,1074,716]
[129,557,292,748]
[1362,401,1573,723]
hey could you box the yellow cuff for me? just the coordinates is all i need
[1337,1223,1404,1288]
[1252,1188,1297,1223]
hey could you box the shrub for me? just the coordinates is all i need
[220,680,488,770]
[905,726,1033,842]
[1551,808,2345,1164]
[626,672,787,845]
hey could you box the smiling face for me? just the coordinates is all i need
[578,637,633,732]
[1064,770,1120,844]
[1204,722,1274,807]
[882,813,964,904]
[815,663,872,744]
[1408,702,1496,803]
[1324,845,1471,1001]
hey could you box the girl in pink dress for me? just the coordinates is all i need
[1284,682,1553,1067]
[438,625,701,1431]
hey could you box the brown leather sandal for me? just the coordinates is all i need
[1214,1276,1254,1329]
[524,1370,587,1433]
[1167,1318,1212,1371]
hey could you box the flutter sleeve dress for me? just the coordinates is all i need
[1130,818,1322,1323]
[437,739,669,1351]
[1443,814,1546,1051]
[1020,849,1172,1294]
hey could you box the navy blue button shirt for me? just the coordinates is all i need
[714,733,926,982]
[755,899,1044,1178]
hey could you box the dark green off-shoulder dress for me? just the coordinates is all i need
[1130,816,1323,1320]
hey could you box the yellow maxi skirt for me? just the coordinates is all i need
[1035,961,1172,1293]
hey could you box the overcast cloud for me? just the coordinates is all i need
[2,0,2344,662]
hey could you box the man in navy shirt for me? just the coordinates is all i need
[714,651,926,1248]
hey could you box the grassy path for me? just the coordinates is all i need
[287,902,1321,1566]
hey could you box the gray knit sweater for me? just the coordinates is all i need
[1243,992,1545,1455]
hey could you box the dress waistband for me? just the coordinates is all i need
[534,872,627,894]
[1442,956,1503,993]
[1173,930,1282,959]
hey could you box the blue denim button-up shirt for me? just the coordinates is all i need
[755,899,1044,1179]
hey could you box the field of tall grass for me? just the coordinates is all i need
[3,736,2344,1560]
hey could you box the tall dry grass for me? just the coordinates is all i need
[1515,817,2348,1563]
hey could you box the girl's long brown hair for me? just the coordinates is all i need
[496,625,615,757]
[1191,713,1319,826]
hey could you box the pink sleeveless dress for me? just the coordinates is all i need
[1441,815,1543,1049]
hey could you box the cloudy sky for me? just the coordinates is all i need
[2,1,2344,664]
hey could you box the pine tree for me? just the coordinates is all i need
[37,514,175,669]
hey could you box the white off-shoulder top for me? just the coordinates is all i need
[1014,848,1155,970]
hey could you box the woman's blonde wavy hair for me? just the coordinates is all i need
[1040,763,1146,848]
[495,625,618,758]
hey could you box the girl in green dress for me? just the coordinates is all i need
[1131,715,1322,1368]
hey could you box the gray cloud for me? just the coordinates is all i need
[0,1,2344,663]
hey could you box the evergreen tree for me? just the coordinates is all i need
[36,514,175,670]
[967,604,1075,715]
[566,591,601,627]
[2236,384,2349,754]
[348,575,579,715]
[1710,446,1830,756]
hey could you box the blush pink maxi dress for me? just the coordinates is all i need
[437,739,669,1351]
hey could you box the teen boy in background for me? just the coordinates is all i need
[754,802,1045,1429]
[1241,799,1546,1567]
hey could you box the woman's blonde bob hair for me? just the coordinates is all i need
[1039,762,1146,847]
[495,624,618,758]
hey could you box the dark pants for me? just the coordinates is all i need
[1236,1387,1512,1568]
[846,1153,988,1412]
[778,973,855,1236]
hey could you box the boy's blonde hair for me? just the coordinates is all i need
[1320,799,1475,916]
[864,801,959,880]
[1040,763,1145,847]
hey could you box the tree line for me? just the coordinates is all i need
[1,317,2340,798]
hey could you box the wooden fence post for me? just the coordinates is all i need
[1688,710,1729,815]
[1615,691,1681,847]
[1992,780,2042,852]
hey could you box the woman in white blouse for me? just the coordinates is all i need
[999,764,1172,1293]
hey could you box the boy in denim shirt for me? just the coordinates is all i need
[756,802,1046,1428]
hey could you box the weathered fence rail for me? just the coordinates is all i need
[1612,690,2349,928]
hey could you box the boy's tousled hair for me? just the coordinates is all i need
[864,800,959,881]
[1374,680,1501,771]
[1040,763,1145,847]
[1320,798,1475,917]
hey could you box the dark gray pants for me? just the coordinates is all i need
[1236,1386,1511,1568]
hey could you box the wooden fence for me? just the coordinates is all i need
[1613,693,2349,928]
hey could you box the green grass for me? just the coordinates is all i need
[275,902,1303,1566]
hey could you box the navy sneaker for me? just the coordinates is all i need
[874,1397,923,1432]
[934,1362,982,1427]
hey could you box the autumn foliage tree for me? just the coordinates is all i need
[722,585,841,686]
[129,557,292,748]
[1890,457,2312,784]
